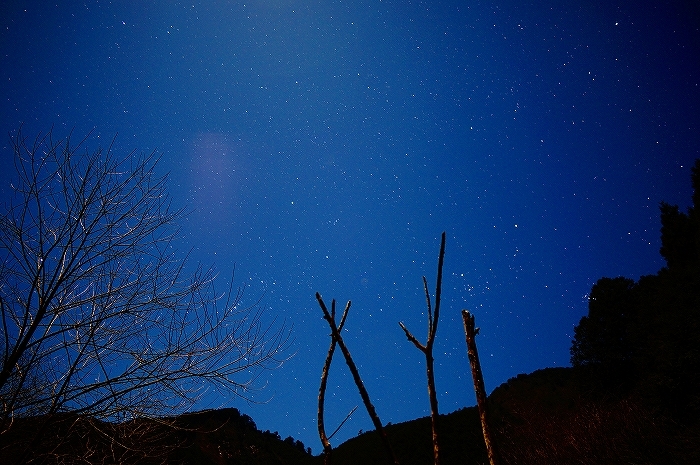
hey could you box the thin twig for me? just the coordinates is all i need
[328,405,358,440]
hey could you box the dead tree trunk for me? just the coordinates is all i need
[317,293,400,465]
[318,299,351,464]
[462,310,500,465]
[398,231,446,465]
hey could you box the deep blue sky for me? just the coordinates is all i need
[2,0,699,453]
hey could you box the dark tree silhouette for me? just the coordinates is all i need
[570,277,636,369]
[659,202,697,269]
[660,160,700,270]
[570,159,700,422]
[0,128,288,462]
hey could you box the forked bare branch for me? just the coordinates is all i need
[318,298,351,463]
[316,293,399,465]
[398,231,446,465]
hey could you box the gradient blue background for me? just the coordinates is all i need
[1,0,698,453]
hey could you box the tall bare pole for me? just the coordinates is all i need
[462,310,499,465]
[398,231,446,465]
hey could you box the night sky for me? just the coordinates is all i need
[2,0,699,453]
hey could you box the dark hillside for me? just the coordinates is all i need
[330,406,487,465]
[489,368,699,464]
[3,368,698,464]
[331,367,699,464]
[0,408,318,465]
[169,409,318,465]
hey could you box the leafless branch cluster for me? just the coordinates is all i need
[0,128,289,460]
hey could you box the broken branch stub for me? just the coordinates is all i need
[462,310,500,465]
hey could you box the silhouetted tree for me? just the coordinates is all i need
[570,277,636,369]
[0,128,289,462]
[660,203,697,269]
[570,159,700,421]
[660,159,700,270]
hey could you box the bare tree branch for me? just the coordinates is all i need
[397,231,446,465]
[316,293,399,465]
[318,298,351,463]
[0,127,290,462]
[328,405,357,441]
[398,321,425,351]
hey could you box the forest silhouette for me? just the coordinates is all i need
[571,158,700,423]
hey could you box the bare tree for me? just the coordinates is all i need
[399,231,446,465]
[0,128,288,461]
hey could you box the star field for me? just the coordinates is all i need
[1,0,699,453]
